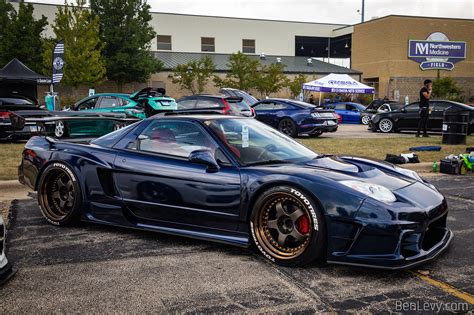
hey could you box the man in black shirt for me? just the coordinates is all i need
[417,79,432,137]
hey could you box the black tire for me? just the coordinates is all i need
[37,163,82,226]
[378,118,394,133]
[278,118,298,138]
[54,121,69,138]
[250,186,326,266]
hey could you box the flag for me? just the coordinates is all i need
[52,40,65,84]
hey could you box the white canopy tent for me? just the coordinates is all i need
[302,73,375,105]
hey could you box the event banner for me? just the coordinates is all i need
[52,40,65,84]
[408,33,467,71]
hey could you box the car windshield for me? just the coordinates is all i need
[0,97,34,105]
[204,118,318,165]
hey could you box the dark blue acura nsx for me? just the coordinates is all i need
[18,114,452,269]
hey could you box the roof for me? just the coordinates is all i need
[0,58,51,84]
[154,52,361,75]
[355,14,474,26]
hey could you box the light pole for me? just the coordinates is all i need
[361,0,365,23]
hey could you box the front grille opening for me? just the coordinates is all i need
[401,232,421,258]
[422,214,447,251]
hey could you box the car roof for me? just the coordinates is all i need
[149,114,245,121]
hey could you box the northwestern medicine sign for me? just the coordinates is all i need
[408,32,466,71]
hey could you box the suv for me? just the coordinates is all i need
[177,94,255,117]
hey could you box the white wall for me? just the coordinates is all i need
[16,2,352,57]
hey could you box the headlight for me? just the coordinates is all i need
[311,112,321,118]
[340,180,396,203]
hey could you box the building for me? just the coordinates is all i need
[8,2,474,102]
[351,15,474,102]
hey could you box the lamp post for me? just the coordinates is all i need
[361,0,365,23]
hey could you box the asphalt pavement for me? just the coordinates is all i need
[0,176,473,313]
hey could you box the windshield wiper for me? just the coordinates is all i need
[245,159,292,166]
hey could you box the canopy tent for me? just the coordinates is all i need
[302,73,375,105]
[0,58,51,101]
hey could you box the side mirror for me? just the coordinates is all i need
[189,149,220,173]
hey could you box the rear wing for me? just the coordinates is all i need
[9,111,140,133]
[130,87,166,100]
[224,96,244,103]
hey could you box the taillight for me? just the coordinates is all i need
[0,111,10,119]
[251,107,255,116]
[222,99,230,115]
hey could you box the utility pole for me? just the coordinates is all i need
[361,0,365,23]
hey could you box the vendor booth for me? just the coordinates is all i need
[303,73,375,105]
[0,58,51,102]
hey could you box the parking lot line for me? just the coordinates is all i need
[410,270,474,304]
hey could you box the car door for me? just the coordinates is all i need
[345,104,359,123]
[334,103,348,122]
[252,101,276,126]
[397,103,420,130]
[429,101,450,131]
[113,119,241,231]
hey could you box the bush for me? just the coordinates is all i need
[432,77,464,102]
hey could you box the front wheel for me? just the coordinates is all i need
[54,121,69,138]
[250,186,326,266]
[361,115,371,125]
[378,118,394,133]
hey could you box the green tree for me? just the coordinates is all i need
[213,52,260,90]
[90,0,163,90]
[172,56,215,94]
[253,63,288,98]
[0,1,47,72]
[432,77,464,102]
[287,73,307,99]
[42,0,106,87]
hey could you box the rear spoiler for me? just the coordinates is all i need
[9,111,140,132]
[130,87,166,100]
[225,96,243,103]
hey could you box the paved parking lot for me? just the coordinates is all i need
[0,175,473,313]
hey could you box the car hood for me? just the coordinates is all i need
[255,156,416,191]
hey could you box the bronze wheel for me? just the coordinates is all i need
[38,163,81,226]
[251,186,326,266]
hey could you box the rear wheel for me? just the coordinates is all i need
[250,186,326,266]
[278,118,298,138]
[54,121,69,138]
[37,163,82,226]
[378,118,394,133]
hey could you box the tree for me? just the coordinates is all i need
[0,1,47,72]
[253,63,288,98]
[432,77,464,102]
[90,0,163,90]
[287,73,307,99]
[213,52,260,91]
[42,0,106,87]
[172,57,215,94]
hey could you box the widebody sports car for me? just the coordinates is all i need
[18,115,452,269]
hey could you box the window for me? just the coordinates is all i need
[132,121,217,158]
[253,102,275,110]
[346,104,356,111]
[98,96,119,108]
[196,98,221,109]
[335,104,346,110]
[432,102,451,112]
[273,103,289,110]
[177,98,196,110]
[76,97,99,110]
[157,35,172,50]
[405,104,420,112]
[242,39,255,54]
[201,37,215,52]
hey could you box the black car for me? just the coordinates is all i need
[0,95,47,140]
[177,94,255,117]
[361,100,402,125]
[251,98,338,137]
[370,100,474,134]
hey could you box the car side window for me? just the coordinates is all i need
[346,104,356,111]
[405,104,420,112]
[76,97,99,110]
[99,96,119,108]
[120,98,130,106]
[253,102,274,110]
[196,98,221,109]
[129,121,217,159]
[273,103,288,110]
[432,102,450,112]
[177,98,196,110]
[335,104,346,110]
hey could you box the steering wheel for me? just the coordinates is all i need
[256,144,278,161]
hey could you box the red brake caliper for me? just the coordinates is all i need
[297,215,310,234]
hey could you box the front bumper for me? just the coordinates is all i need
[326,195,452,270]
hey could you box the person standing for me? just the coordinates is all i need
[417,79,432,137]
[308,94,315,104]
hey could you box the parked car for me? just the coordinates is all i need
[219,88,259,107]
[324,102,366,124]
[0,95,46,140]
[370,100,474,134]
[252,98,338,137]
[0,214,14,284]
[71,88,177,119]
[19,114,452,269]
[361,100,402,125]
[177,94,254,117]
